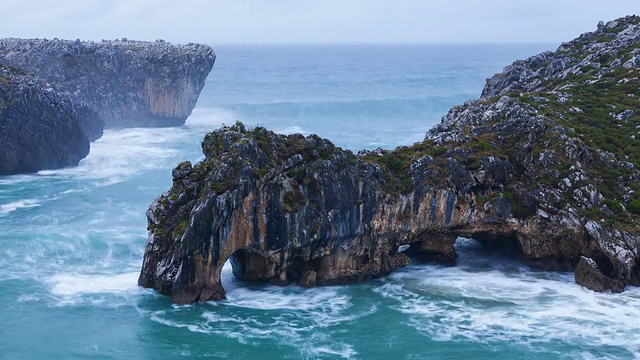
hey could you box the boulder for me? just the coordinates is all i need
[575,256,624,292]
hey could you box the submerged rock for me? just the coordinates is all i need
[140,16,640,303]
[0,65,90,174]
[0,38,215,133]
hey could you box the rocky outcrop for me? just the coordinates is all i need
[481,16,640,99]
[574,256,624,292]
[139,126,413,303]
[0,38,215,134]
[0,65,90,175]
[139,16,640,303]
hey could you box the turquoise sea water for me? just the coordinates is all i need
[2,44,640,360]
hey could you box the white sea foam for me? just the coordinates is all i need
[36,109,226,185]
[311,345,357,359]
[49,271,140,296]
[374,238,640,357]
[53,128,185,183]
[185,107,233,130]
[16,294,40,303]
[147,261,361,359]
[0,199,40,214]
[0,174,41,185]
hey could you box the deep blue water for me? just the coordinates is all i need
[2,44,639,360]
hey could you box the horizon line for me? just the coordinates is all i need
[206,41,560,46]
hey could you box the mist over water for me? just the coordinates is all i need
[2,44,637,359]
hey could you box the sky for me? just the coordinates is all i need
[0,1,638,45]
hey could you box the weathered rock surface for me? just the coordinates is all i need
[140,16,640,303]
[0,38,215,133]
[575,256,624,292]
[0,65,90,175]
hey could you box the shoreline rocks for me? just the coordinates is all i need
[0,65,90,175]
[575,256,625,292]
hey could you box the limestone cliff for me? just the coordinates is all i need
[0,65,91,175]
[139,16,640,303]
[0,38,215,133]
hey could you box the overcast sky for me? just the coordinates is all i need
[1,1,638,45]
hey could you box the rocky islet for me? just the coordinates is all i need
[139,15,640,303]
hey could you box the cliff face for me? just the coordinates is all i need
[0,38,215,133]
[139,16,640,303]
[0,65,91,175]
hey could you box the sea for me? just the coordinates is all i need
[2,44,640,360]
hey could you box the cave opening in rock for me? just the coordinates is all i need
[220,247,277,294]
[220,247,319,292]
[589,252,616,278]
[453,235,525,268]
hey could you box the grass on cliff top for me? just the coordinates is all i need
[359,135,503,195]
[511,66,640,226]
[520,67,640,166]
[117,44,142,51]
[197,122,348,195]
[364,51,640,225]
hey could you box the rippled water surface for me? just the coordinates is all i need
[3,44,638,359]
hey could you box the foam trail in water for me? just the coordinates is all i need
[0,199,40,214]
[49,272,140,296]
[148,260,361,359]
[375,238,640,357]
[35,108,229,185]
[185,107,233,129]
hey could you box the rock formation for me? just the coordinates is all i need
[0,65,90,175]
[139,16,640,303]
[0,38,215,175]
[0,38,216,134]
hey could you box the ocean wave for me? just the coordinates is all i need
[185,106,234,129]
[0,199,40,214]
[146,263,364,359]
[21,107,230,186]
[221,96,465,119]
[374,238,640,358]
[49,271,141,297]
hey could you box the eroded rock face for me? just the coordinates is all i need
[139,124,592,304]
[575,256,624,292]
[0,38,215,133]
[139,126,415,303]
[140,16,640,303]
[481,15,640,99]
[0,65,90,175]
